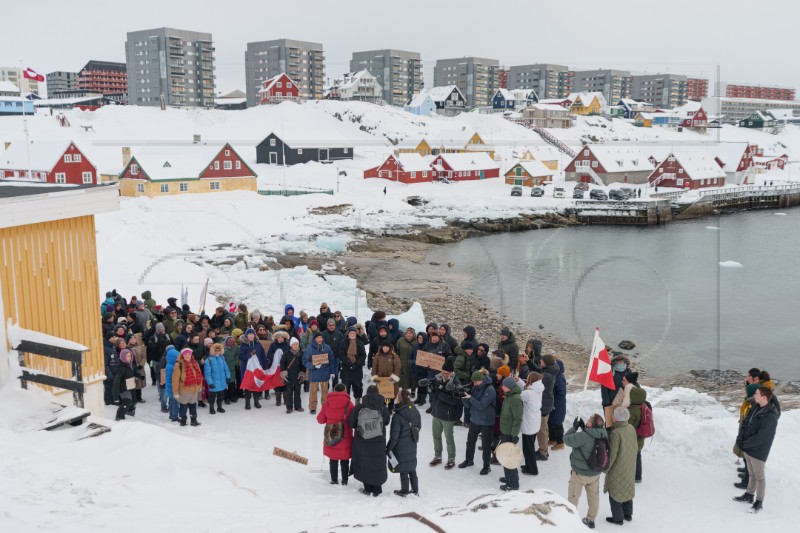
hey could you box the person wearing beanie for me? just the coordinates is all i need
[238,327,268,410]
[564,412,609,529]
[498,327,520,372]
[604,407,638,525]
[368,324,391,370]
[548,357,568,452]
[280,337,307,413]
[146,321,171,386]
[112,349,137,421]
[612,371,638,409]
[452,340,475,426]
[338,326,367,404]
[371,339,402,409]
[301,318,320,352]
[303,331,335,414]
[499,375,523,491]
[173,348,203,427]
[395,328,417,396]
[460,370,497,475]
[428,356,461,470]
[221,336,240,404]
[536,354,558,461]
[204,343,231,414]
[322,317,345,388]
[497,365,512,379]
[298,310,309,335]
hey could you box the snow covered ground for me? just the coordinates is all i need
[0,379,795,532]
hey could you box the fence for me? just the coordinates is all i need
[258,187,334,197]
[16,339,87,409]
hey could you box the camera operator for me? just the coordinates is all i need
[459,371,497,475]
[427,358,462,470]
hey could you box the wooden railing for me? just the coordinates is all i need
[16,340,87,409]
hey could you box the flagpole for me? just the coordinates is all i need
[198,278,209,315]
[576,328,600,421]
[19,62,33,181]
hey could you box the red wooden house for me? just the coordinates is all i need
[430,153,500,181]
[673,102,708,130]
[648,151,725,190]
[259,73,300,105]
[0,140,97,185]
[363,153,437,183]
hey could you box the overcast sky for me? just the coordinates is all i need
[5,0,796,96]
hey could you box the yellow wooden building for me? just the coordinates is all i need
[398,139,433,157]
[398,131,495,159]
[0,183,119,415]
[520,146,561,171]
[504,161,555,187]
[569,92,605,115]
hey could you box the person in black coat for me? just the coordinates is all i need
[347,385,390,496]
[734,387,780,512]
[387,390,422,496]
[112,349,137,420]
[368,325,390,369]
[279,338,306,413]
[146,322,171,385]
[536,354,558,460]
[602,355,630,407]
[316,302,335,331]
[322,319,345,387]
[338,328,367,402]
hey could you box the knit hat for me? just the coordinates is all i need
[471,371,485,382]
[231,328,243,338]
[542,354,556,366]
[309,319,319,328]
[102,312,113,321]
[502,376,517,390]
[225,336,236,348]
[117,317,127,324]
[380,339,393,348]
[314,331,324,339]
[442,358,455,372]
[613,407,631,422]
[155,322,165,333]
[348,326,357,333]
[497,365,511,378]
[244,327,256,337]
[625,371,639,385]
[203,338,213,346]
[500,327,511,337]
[180,348,193,357]
[327,318,336,326]
[290,337,299,346]
[461,340,475,352]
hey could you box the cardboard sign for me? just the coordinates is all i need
[273,447,308,465]
[125,377,136,390]
[376,377,395,400]
[312,353,329,366]
[415,350,445,371]
[604,405,616,428]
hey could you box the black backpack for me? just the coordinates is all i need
[582,436,610,472]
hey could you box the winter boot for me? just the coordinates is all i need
[276,394,282,407]
[209,403,216,415]
[217,398,225,413]
[190,416,200,427]
[582,518,595,529]
[733,480,748,489]
[254,397,262,409]
[179,418,187,426]
[733,493,754,503]
[245,397,251,410]
[198,401,206,408]
[749,500,763,514]
[264,391,270,400]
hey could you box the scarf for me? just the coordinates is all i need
[347,338,358,363]
[179,357,203,389]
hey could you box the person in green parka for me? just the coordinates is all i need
[394,327,417,393]
[627,386,648,483]
[604,407,638,525]
[498,376,523,491]
[234,304,250,332]
[141,290,156,310]
[222,336,239,404]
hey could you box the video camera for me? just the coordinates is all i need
[417,376,472,399]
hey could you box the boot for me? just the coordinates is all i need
[245,397,251,410]
[254,397,262,409]
[733,492,754,503]
[190,416,200,427]
[264,391,270,400]
[209,403,216,415]
[198,401,206,408]
[276,393,282,407]
[749,500,763,514]
[217,398,225,413]
[733,480,748,489]
[179,418,187,426]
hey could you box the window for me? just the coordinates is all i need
[82,172,93,184]
[270,138,276,147]
[592,161,598,168]
[277,82,282,88]
[64,154,73,163]
[297,149,303,154]
[130,164,139,175]
[287,82,293,88]
[235,161,241,170]
[210,181,220,190]
[73,154,81,162]
[422,171,428,178]
[179,183,188,192]
[676,179,684,186]
[214,161,220,170]
[584,150,589,156]
[55,172,66,184]
[223,161,232,170]
[160,183,169,193]
[659,168,664,173]
[276,91,282,97]
[678,169,683,174]
[410,172,416,178]
[136,183,144,193]
[344,148,349,154]
[224,149,230,156]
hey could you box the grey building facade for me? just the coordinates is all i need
[350,49,422,107]
[245,39,325,107]
[434,57,501,109]
[46,71,79,97]
[125,27,216,108]
[507,64,573,99]
[573,69,632,104]
[631,73,688,109]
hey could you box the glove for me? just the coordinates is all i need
[207,382,213,389]
[479,368,489,375]
[298,372,307,382]
[314,364,321,369]
[572,417,582,430]
[579,419,586,431]
[511,436,519,444]
[371,375,379,382]
[280,371,289,381]
[389,374,400,383]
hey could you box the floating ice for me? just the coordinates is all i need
[719,261,743,268]
[705,226,720,230]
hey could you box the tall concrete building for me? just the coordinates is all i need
[573,69,631,104]
[631,73,688,108]
[125,27,216,107]
[46,71,79,96]
[350,49,422,107]
[78,61,128,100]
[687,78,709,101]
[245,39,325,107]
[507,64,573,99]
[721,82,795,101]
[0,67,40,95]
[434,57,501,109]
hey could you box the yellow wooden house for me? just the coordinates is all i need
[505,161,555,187]
[568,92,605,115]
[398,131,495,159]
[520,146,561,171]
[398,139,434,157]
[0,183,119,415]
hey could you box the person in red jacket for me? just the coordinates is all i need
[317,383,355,485]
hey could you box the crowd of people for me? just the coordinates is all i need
[100,289,780,524]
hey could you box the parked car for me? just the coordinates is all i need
[574,183,590,192]
[620,187,636,198]
[531,187,544,197]
[553,187,566,198]
[590,189,608,200]
[609,189,627,201]
[511,186,522,197]
[573,190,585,199]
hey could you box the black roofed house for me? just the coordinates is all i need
[255,132,354,166]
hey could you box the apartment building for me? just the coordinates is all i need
[687,78,709,101]
[701,96,800,122]
[125,27,216,108]
[507,64,573,99]
[350,49,421,106]
[46,71,79,96]
[722,83,795,101]
[573,69,631,104]
[631,73,687,108]
[0,67,40,95]
[78,61,128,102]
[245,39,325,107]
[434,57,502,109]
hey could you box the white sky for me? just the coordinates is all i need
[4,0,796,96]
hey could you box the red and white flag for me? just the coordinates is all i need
[23,67,44,82]
[239,352,283,392]
[262,348,283,390]
[588,328,615,389]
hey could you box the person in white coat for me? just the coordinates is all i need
[521,372,544,475]
[612,372,638,409]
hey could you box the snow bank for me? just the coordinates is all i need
[387,302,427,333]
[6,323,88,352]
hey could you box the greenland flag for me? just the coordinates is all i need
[262,348,283,390]
[23,67,44,82]
[588,328,616,389]
[240,354,270,391]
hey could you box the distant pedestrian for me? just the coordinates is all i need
[383,187,387,195]
[637,188,642,198]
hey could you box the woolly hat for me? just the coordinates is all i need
[327,318,336,326]
[155,322,165,333]
[203,338,213,346]
[225,336,236,348]
[231,328,244,338]
[461,340,475,352]
[442,358,455,372]
[102,312,113,321]
[244,327,256,337]
[624,371,639,385]
[614,407,631,422]
[348,326,357,333]
[117,317,128,324]
[309,319,319,328]
[289,337,299,346]
[180,348,193,357]
[497,365,511,378]
[313,331,324,339]
[502,376,517,390]
[380,339,393,348]
[500,327,511,337]
[471,371,485,382]
[542,354,556,366]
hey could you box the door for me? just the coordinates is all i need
[480,171,485,180]
[269,152,277,164]
[320,149,329,161]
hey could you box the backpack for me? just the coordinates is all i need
[582,436,610,473]
[636,402,655,438]
[324,404,350,447]
[356,407,384,440]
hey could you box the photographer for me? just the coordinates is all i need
[427,358,462,470]
[459,371,496,475]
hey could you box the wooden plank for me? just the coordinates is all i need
[76,423,112,440]
[311,353,329,366]
[20,371,85,393]
[272,446,308,465]
[415,350,445,371]
[15,341,84,363]
[376,377,395,400]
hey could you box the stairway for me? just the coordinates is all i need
[574,164,605,186]
[531,126,577,158]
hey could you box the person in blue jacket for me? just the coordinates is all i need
[164,346,180,422]
[238,327,267,410]
[548,358,568,451]
[204,343,231,414]
[303,331,334,414]
[284,304,302,332]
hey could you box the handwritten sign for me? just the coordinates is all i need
[604,405,615,428]
[376,377,395,400]
[415,350,445,371]
[273,447,308,465]
[312,353,329,366]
